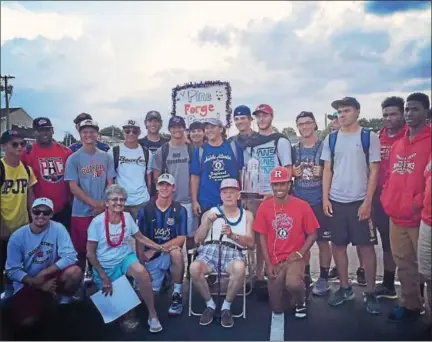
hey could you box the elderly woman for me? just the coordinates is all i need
[86,184,173,333]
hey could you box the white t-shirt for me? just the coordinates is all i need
[245,137,292,193]
[110,144,153,206]
[87,212,139,269]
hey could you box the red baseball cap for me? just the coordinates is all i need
[270,166,290,184]
[253,104,274,116]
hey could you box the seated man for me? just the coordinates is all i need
[136,173,187,316]
[190,178,254,328]
[5,198,83,327]
[254,167,318,339]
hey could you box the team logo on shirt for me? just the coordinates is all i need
[380,144,392,161]
[167,217,175,226]
[392,153,416,175]
[39,157,65,183]
[213,159,224,171]
[81,164,106,178]
[272,213,293,240]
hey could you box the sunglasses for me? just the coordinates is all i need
[11,141,26,148]
[124,128,139,135]
[32,209,53,216]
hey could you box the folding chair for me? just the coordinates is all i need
[188,248,251,319]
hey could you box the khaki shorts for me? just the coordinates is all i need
[418,220,431,280]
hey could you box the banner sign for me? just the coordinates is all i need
[171,81,232,128]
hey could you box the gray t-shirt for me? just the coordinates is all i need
[321,128,381,203]
[65,148,116,217]
[153,144,191,204]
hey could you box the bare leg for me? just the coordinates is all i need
[225,260,246,302]
[255,232,265,280]
[359,245,377,293]
[332,244,349,288]
[59,265,83,294]
[318,241,332,268]
[170,248,184,285]
[190,260,213,302]
[356,246,364,268]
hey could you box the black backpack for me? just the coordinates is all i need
[160,142,194,174]
[0,159,31,188]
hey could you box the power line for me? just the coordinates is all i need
[0,74,15,132]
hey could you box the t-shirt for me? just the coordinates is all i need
[87,212,139,269]
[292,140,324,206]
[244,137,292,194]
[253,196,319,265]
[69,141,110,153]
[190,141,244,209]
[64,149,116,217]
[109,144,152,206]
[21,142,72,214]
[0,160,37,238]
[137,201,187,246]
[152,144,191,204]
[320,128,381,203]
[5,221,77,294]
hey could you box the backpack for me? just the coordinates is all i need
[160,142,194,174]
[0,159,31,188]
[329,127,371,173]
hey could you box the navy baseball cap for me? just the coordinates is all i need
[73,112,92,125]
[296,111,316,122]
[0,129,23,144]
[189,121,204,130]
[33,117,53,129]
[331,97,360,110]
[168,116,186,129]
[233,105,251,117]
[145,110,162,121]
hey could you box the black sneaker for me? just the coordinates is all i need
[328,266,339,280]
[168,292,183,316]
[374,283,397,299]
[294,301,308,319]
[356,267,367,286]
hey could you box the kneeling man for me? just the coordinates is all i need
[190,178,254,328]
[137,173,188,316]
[6,198,83,327]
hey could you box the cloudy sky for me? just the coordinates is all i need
[1,0,431,140]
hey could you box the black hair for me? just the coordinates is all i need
[381,96,404,113]
[407,92,430,110]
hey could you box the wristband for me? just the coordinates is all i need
[296,251,303,259]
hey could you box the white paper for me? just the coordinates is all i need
[90,275,141,324]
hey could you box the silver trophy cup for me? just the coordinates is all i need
[240,157,264,199]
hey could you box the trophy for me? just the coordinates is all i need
[240,157,264,200]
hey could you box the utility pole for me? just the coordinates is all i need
[324,113,328,128]
[0,74,15,131]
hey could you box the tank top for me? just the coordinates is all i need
[204,206,247,248]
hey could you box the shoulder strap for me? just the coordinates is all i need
[186,143,193,164]
[274,136,283,166]
[0,160,4,188]
[360,128,371,167]
[328,131,338,173]
[25,143,32,155]
[113,145,120,172]
[198,146,204,170]
[229,139,238,163]
[161,142,170,174]
[23,163,31,180]
[291,142,299,165]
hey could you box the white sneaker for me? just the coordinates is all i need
[148,318,163,333]
[270,312,284,341]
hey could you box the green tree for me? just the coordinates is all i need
[358,118,383,132]
[281,127,297,137]
[272,126,279,133]
[62,132,77,146]
[100,126,123,139]
[319,126,331,140]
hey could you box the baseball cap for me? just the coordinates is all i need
[296,111,316,122]
[189,121,204,130]
[168,116,186,129]
[73,113,92,125]
[157,173,175,186]
[204,118,223,127]
[33,117,53,129]
[331,97,361,110]
[78,119,99,131]
[32,197,54,211]
[253,104,274,116]
[0,129,23,144]
[122,119,140,128]
[220,178,240,190]
[327,112,339,120]
[145,110,162,121]
[233,105,252,117]
[269,166,290,184]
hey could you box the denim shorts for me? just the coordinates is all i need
[93,253,139,290]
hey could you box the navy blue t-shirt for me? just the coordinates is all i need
[137,201,187,245]
[190,140,244,209]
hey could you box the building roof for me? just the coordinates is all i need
[0,107,22,118]
[11,124,35,140]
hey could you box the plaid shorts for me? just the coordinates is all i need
[196,243,245,273]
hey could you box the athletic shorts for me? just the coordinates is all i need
[329,200,378,246]
[11,265,79,323]
[371,188,391,252]
[195,244,245,273]
[93,252,139,290]
[181,202,197,238]
[418,221,431,280]
[52,204,72,232]
[71,216,94,254]
[311,203,331,242]
[145,253,171,292]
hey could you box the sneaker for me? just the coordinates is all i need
[199,306,215,326]
[420,303,426,315]
[147,318,163,333]
[388,305,421,323]
[356,268,367,286]
[294,301,308,319]
[364,292,381,314]
[168,292,183,316]
[221,309,234,328]
[328,287,355,306]
[374,283,397,299]
[312,278,330,296]
[328,266,339,280]
[269,313,284,341]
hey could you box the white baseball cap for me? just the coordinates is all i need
[157,173,175,186]
[123,119,140,128]
[220,178,240,190]
[79,119,99,130]
[32,198,54,211]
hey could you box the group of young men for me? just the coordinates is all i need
[0,92,430,335]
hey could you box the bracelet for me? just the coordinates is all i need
[296,251,303,259]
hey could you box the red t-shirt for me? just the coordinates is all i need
[253,196,319,265]
[422,158,431,227]
[21,142,72,214]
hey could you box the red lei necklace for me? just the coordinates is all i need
[104,209,126,248]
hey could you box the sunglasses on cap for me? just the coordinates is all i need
[124,128,140,135]
[10,141,26,149]
[32,208,53,216]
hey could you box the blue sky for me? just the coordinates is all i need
[1,1,431,140]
